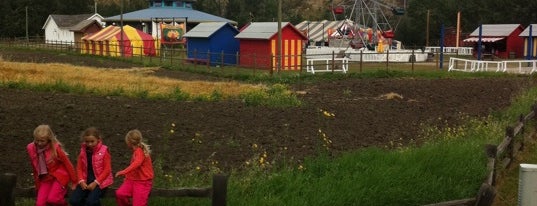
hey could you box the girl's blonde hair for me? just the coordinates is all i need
[33,124,63,157]
[81,127,102,141]
[125,129,151,156]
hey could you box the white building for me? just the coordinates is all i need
[42,13,104,45]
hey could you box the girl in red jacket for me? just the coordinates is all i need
[115,129,154,206]
[26,124,77,206]
[69,127,114,206]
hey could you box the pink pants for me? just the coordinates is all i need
[115,179,153,206]
[36,178,67,206]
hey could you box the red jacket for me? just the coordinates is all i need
[76,141,113,188]
[27,142,77,189]
[117,147,154,181]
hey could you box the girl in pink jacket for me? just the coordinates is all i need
[115,129,154,206]
[69,127,113,206]
[26,124,77,206]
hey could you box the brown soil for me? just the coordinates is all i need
[1,50,535,188]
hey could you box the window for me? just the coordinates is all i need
[165,1,173,7]
[153,1,162,7]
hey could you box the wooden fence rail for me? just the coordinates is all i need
[0,173,227,206]
[425,103,537,206]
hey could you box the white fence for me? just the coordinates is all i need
[448,57,537,74]
[306,58,349,74]
[426,47,473,55]
[305,46,428,62]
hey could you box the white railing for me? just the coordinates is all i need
[305,47,428,62]
[502,60,537,74]
[448,57,537,74]
[306,58,349,74]
[426,47,473,55]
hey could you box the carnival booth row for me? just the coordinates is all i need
[183,21,308,70]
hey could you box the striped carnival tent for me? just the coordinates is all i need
[81,25,159,57]
[295,19,355,45]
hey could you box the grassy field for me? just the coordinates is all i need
[4,48,536,205]
[0,61,263,99]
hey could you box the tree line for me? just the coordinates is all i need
[0,0,536,46]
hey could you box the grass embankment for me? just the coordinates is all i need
[0,60,301,107]
[5,55,536,205]
[151,82,536,206]
[490,86,537,206]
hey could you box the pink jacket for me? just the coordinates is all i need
[117,147,154,181]
[27,143,77,189]
[76,141,113,188]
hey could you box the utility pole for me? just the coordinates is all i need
[426,9,429,47]
[25,6,29,42]
[120,0,124,57]
[277,0,282,73]
[456,11,461,48]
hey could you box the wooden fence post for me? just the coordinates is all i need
[386,49,389,71]
[236,52,240,75]
[360,50,363,73]
[411,49,415,73]
[331,51,335,73]
[485,144,497,186]
[270,53,274,76]
[170,46,174,65]
[0,173,17,206]
[212,174,228,206]
[194,49,198,66]
[253,53,257,76]
[533,104,537,120]
[475,183,496,206]
[221,51,224,68]
[207,50,211,69]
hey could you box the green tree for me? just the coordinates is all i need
[224,0,248,26]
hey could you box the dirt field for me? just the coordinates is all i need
[1,50,535,188]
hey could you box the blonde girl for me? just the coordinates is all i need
[26,124,77,206]
[115,129,154,206]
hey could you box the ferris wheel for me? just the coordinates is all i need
[330,0,405,49]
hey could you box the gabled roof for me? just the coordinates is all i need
[519,24,537,37]
[469,24,522,37]
[235,22,307,40]
[183,22,238,38]
[42,13,104,30]
[69,19,103,32]
[103,8,236,25]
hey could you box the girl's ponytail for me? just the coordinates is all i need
[125,129,151,156]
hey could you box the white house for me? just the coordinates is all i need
[42,13,104,45]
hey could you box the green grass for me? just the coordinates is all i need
[134,81,537,206]
[217,117,501,206]
[8,46,537,205]
[486,86,537,206]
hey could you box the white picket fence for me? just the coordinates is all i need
[425,47,473,55]
[448,57,537,74]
